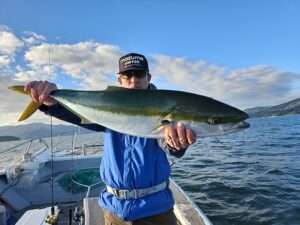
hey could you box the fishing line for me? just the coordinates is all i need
[68,124,75,224]
[68,81,80,225]
[48,46,55,216]
[50,116,55,215]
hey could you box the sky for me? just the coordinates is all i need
[0,0,300,126]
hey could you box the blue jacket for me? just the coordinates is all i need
[99,129,174,220]
[40,92,187,221]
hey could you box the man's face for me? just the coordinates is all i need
[118,70,151,89]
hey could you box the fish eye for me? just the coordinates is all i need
[161,120,170,125]
[208,118,221,125]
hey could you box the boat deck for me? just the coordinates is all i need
[14,179,212,225]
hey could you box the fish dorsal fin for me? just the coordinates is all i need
[105,86,126,91]
[80,116,93,124]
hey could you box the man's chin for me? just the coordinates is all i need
[130,85,144,89]
[121,84,148,89]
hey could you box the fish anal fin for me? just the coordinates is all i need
[57,103,93,124]
[18,101,42,122]
[80,117,93,124]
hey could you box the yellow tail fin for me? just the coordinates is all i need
[9,85,42,122]
[18,100,42,122]
[9,85,30,95]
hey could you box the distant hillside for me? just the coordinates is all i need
[244,98,300,118]
[0,123,96,140]
[0,136,20,142]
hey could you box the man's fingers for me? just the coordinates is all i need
[167,138,177,149]
[30,81,42,102]
[37,81,47,102]
[24,81,36,92]
[186,128,196,145]
[165,125,181,149]
[165,123,197,150]
[40,82,57,102]
[177,123,188,148]
[169,130,181,149]
[25,81,58,105]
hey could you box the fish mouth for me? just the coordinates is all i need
[219,121,250,133]
[235,121,250,129]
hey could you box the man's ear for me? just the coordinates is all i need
[118,77,122,85]
[147,73,151,82]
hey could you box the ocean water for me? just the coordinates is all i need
[1,115,299,225]
[172,114,300,225]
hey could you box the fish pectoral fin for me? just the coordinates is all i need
[147,118,173,136]
[161,119,171,126]
[18,100,42,122]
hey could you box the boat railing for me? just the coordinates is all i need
[0,132,70,179]
[0,139,35,156]
[53,130,77,152]
[1,130,103,183]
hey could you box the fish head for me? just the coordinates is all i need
[190,119,250,138]
[217,120,250,134]
[187,96,250,137]
[194,96,249,124]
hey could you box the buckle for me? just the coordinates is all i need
[133,190,138,199]
[112,189,119,196]
[125,190,138,199]
[107,180,169,200]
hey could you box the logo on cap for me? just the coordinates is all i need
[118,53,149,73]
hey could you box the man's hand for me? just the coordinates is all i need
[164,122,196,150]
[24,81,58,106]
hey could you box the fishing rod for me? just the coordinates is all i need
[44,46,78,225]
[45,46,59,225]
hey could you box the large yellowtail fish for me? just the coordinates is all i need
[9,86,250,138]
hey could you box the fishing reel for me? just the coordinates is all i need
[45,214,59,224]
[73,206,84,224]
[45,206,60,224]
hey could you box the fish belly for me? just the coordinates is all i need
[59,100,165,138]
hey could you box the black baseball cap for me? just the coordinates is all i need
[118,53,149,74]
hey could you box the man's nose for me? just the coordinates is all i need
[130,76,138,82]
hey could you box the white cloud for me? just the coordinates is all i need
[0,70,66,126]
[14,69,56,82]
[0,27,24,69]
[1,25,300,126]
[0,55,11,67]
[0,72,36,126]
[22,31,46,46]
[21,42,122,88]
[152,55,300,109]
[0,29,24,55]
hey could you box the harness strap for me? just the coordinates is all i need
[106,180,169,200]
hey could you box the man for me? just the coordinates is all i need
[25,53,197,225]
